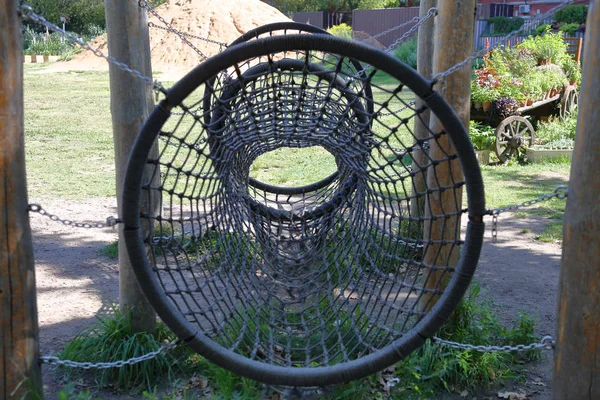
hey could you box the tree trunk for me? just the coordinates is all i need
[552,2,600,398]
[105,0,158,333]
[0,1,43,397]
[410,0,437,229]
[419,0,475,312]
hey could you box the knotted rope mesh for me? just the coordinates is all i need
[123,32,485,387]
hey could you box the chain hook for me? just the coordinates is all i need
[540,335,555,350]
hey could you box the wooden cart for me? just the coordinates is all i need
[471,85,578,162]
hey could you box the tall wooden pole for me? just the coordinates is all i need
[0,1,43,398]
[419,0,476,311]
[552,2,600,398]
[105,0,157,332]
[410,0,437,224]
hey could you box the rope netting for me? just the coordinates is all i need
[123,33,485,386]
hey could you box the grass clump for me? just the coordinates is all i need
[181,355,264,399]
[58,307,183,393]
[99,241,118,259]
[536,221,563,244]
[330,283,540,399]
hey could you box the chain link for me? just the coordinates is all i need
[432,0,573,81]
[148,22,228,49]
[28,204,121,229]
[139,1,209,61]
[40,339,179,369]
[384,8,437,54]
[488,185,568,242]
[19,5,166,96]
[433,335,555,352]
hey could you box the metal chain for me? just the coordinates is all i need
[28,204,121,229]
[361,10,424,43]
[432,0,574,81]
[489,185,568,242]
[139,1,209,61]
[19,5,166,96]
[40,339,179,369]
[148,22,228,49]
[433,335,555,352]
[384,8,437,54]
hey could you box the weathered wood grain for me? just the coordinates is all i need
[0,1,43,398]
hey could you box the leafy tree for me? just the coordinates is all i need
[23,0,105,35]
[554,5,588,25]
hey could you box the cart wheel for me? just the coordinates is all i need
[560,86,578,118]
[495,116,535,162]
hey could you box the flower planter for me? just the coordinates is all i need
[526,98,534,106]
[475,150,490,165]
[482,101,492,112]
[526,148,573,163]
[537,57,552,66]
[473,102,482,110]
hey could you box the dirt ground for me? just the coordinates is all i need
[30,196,562,399]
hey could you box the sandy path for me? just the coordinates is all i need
[30,197,561,399]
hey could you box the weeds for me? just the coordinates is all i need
[57,307,184,393]
[330,282,540,399]
[536,222,563,244]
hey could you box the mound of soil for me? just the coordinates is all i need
[47,0,291,77]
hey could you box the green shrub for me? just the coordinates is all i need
[327,23,353,40]
[562,57,582,84]
[23,30,75,56]
[558,23,580,36]
[488,16,525,35]
[393,36,418,69]
[519,28,569,63]
[535,114,578,146]
[554,4,588,24]
[535,23,551,36]
[469,121,496,151]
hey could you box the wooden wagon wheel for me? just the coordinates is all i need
[495,116,535,162]
[560,86,578,118]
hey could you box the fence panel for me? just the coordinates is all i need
[292,12,326,29]
[352,7,420,48]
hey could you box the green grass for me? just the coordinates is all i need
[58,306,185,393]
[536,222,564,243]
[250,146,337,186]
[99,241,118,259]
[479,160,570,241]
[329,283,540,399]
[24,68,115,199]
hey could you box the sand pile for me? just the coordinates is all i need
[48,0,291,78]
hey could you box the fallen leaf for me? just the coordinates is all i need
[498,391,527,400]
[187,375,208,389]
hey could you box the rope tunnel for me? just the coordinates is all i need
[123,26,486,387]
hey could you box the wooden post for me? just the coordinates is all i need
[105,0,157,332]
[419,0,476,311]
[410,0,437,224]
[0,1,43,398]
[552,2,600,398]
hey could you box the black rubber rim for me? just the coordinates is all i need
[123,34,486,387]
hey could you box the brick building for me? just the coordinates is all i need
[478,1,590,18]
